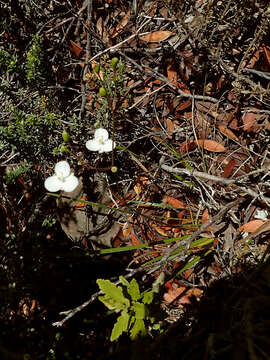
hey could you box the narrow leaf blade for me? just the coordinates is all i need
[110,312,130,341]
[128,278,141,301]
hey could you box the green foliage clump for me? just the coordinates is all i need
[4,164,30,184]
[97,274,165,342]
[25,34,44,83]
[0,50,18,73]
[86,56,127,128]
[0,93,63,162]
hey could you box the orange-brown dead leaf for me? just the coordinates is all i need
[139,30,174,43]
[163,286,186,304]
[111,11,130,38]
[167,64,177,84]
[222,159,236,178]
[163,195,187,209]
[167,60,190,93]
[179,140,197,152]
[134,182,142,196]
[195,139,226,153]
[246,48,261,68]
[96,17,108,40]
[152,223,168,237]
[75,196,87,209]
[131,232,140,246]
[176,99,192,111]
[242,111,258,132]
[262,44,270,66]
[166,117,175,134]
[134,176,150,196]
[218,125,239,141]
[184,269,193,279]
[237,219,265,233]
[202,208,211,232]
[216,74,225,91]
[122,222,131,238]
[69,40,83,57]
[177,210,186,221]
[178,288,203,305]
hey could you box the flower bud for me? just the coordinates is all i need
[111,166,118,173]
[99,87,107,97]
[111,57,119,70]
[62,130,69,143]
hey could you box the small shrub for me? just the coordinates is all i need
[25,34,44,83]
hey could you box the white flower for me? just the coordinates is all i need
[86,128,115,154]
[44,160,79,193]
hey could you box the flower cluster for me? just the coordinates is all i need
[44,128,115,193]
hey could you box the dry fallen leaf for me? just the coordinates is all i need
[152,223,168,237]
[131,232,140,246]
[122,222,131,238]
[195,139,226,152]
[176,99,192,111]
[246,48,261,68]
[163,286,186,304]
[202,208,211,232]
[111,11,130,38]
[180,139,226,153]
[222,159,236,178]
[163,195,187,209]
[242,111,258,132]
[218,125,239,141]
[69,40,83,57]
[178,288,203,305]
[139,30,174,43]
[262,44,270,66]
[166,117,175,134]
[237,219,265,233]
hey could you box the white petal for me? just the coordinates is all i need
[95,128,108,141]
[61,175,79,192]
[86,139,101,151]
[55,161,70,177]
[99,139,115,153]
[44,176,62,192]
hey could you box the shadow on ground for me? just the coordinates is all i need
[112,255,270,360]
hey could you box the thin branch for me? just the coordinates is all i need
[52,265,149,327]
[155,197,246,269]
[52,291,100,327]
[79,0,92,119]
[87,19,152,63]
[160,163,235,184]
[243,68,270,81]
[120,51,218,103]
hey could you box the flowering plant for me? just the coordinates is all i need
[44,160,79,193]
[86,128,115,154]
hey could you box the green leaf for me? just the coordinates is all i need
[130,318,146,340]
[132,302,146,320]
[119,276,130,287]
[142,291,154,305]
[176,255,201,276]
[97,279,130,311]
[128,278,141,301]
[110,312,130,341]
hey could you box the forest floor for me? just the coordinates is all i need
[1,1,270,359]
